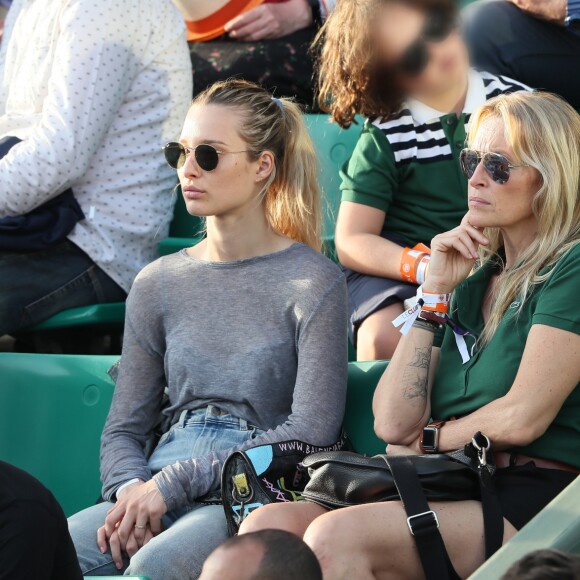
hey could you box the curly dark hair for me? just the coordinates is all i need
[314,0,455,128]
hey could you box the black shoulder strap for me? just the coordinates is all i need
[384,456,460,580]
[479,466,504,559]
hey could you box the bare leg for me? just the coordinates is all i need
[356,303,405,361]
[239,502,329,537]
[303,500,517,580]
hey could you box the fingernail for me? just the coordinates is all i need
[229,30,236,37]
[99,546,105,553]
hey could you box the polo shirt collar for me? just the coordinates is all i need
[406,69,488,125]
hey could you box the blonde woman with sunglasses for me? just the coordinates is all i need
[68,79,348,579]
[241,91,580,579]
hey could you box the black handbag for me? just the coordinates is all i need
[302,432,504,580]
[221,431,350,536]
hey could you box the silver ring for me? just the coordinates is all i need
[135,524,147,530]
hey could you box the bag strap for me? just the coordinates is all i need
[383,456,460,580]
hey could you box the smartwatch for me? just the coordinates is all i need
[566,0,580,30]
[421,420,446,453]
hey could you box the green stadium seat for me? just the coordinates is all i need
[22,302,126,332]
[469,476,580,579]
[344,360,388,455]
[0,353,117,516]
[304,114,361,259]
[85,577,150,579]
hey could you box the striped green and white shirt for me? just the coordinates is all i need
[340,69,530,247]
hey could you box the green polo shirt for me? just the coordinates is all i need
[432,244,580,469]
[340,70,530,247]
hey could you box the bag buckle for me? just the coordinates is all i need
[407,510,439,536]
[471,433,491,467]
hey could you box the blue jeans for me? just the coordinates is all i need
[68,406,262,579]
[0,239,126,335]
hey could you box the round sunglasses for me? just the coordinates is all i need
[397,9,456,76]
[163,142,249,172]
[460,149,529,185]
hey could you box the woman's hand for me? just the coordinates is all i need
[98,479,167,566]
[423,213,489,295]
[224,0,314,41]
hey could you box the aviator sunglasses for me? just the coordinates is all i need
[397,8,457,76]
[460,149,529,185]
[163,142,249,172]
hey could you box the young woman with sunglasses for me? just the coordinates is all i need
[320,0,530,361]
[68,79,348,579]
[241,90,580,579]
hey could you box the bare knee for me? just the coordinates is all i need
[304,511,375,580]
[356,304,404,361]
[239,503,326,537]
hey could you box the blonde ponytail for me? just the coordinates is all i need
[193,80,322,251]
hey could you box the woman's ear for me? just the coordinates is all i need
[255,150,275,182]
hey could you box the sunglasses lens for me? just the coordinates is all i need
[399,40,429,76]
[195,144,220,172]
[423,9,454,42]
[486,154,511,184]
[163,143,185,169]
[460,149,479,179]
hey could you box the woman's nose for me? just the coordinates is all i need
[181,150,201,179]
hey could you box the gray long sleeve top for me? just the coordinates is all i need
[100,244,348,511]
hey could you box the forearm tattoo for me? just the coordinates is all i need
[401,347,432,405]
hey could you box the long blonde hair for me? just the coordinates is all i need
[467,91,580,345]
[193,79,322,251]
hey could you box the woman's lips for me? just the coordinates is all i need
[469,197,491,207]
[183,186,206,200]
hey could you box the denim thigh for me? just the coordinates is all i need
[148,405,263,473]
[0,239,126,334]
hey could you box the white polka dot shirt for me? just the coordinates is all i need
[0,0,192,291]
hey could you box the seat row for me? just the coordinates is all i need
[0,352,578,578]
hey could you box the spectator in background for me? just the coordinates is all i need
[502,550,580,580]
[173,0,334,109]
[0,0,191,336]
[0,0,11,42]
[199,530,323,580]
[463,0,580,108]
[318,0,529,361]
[0,461,82,579]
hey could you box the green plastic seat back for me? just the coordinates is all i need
[304,114,361,244]
[0,353,118,516]
[344,361,388,455]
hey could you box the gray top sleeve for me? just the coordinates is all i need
[100,264,167,500]
[153,274,348,512]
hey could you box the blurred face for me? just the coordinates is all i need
[466,116,542,230]
[373,3,469,99]
[176,104,274,218]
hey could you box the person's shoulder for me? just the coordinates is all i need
[477,70,533,97]
[548,242,580,275]
[370,107,414,136]
[129,252,185,298]
[282,244,345,291]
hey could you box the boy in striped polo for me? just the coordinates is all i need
[316,0,530,360]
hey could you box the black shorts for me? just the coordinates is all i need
[495,463,577,530]
[344,267,416,345]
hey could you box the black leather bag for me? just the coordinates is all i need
[302,433,503,580]
[221,432,350,536]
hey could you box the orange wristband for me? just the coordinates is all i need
[400,243,431,284]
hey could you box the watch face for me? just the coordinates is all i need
[422,428,437,449]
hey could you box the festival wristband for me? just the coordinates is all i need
[400,243,431,285]
[416,255,430,286]
[392,286,450,335]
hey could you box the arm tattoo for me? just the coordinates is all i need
[401,347,432,405]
